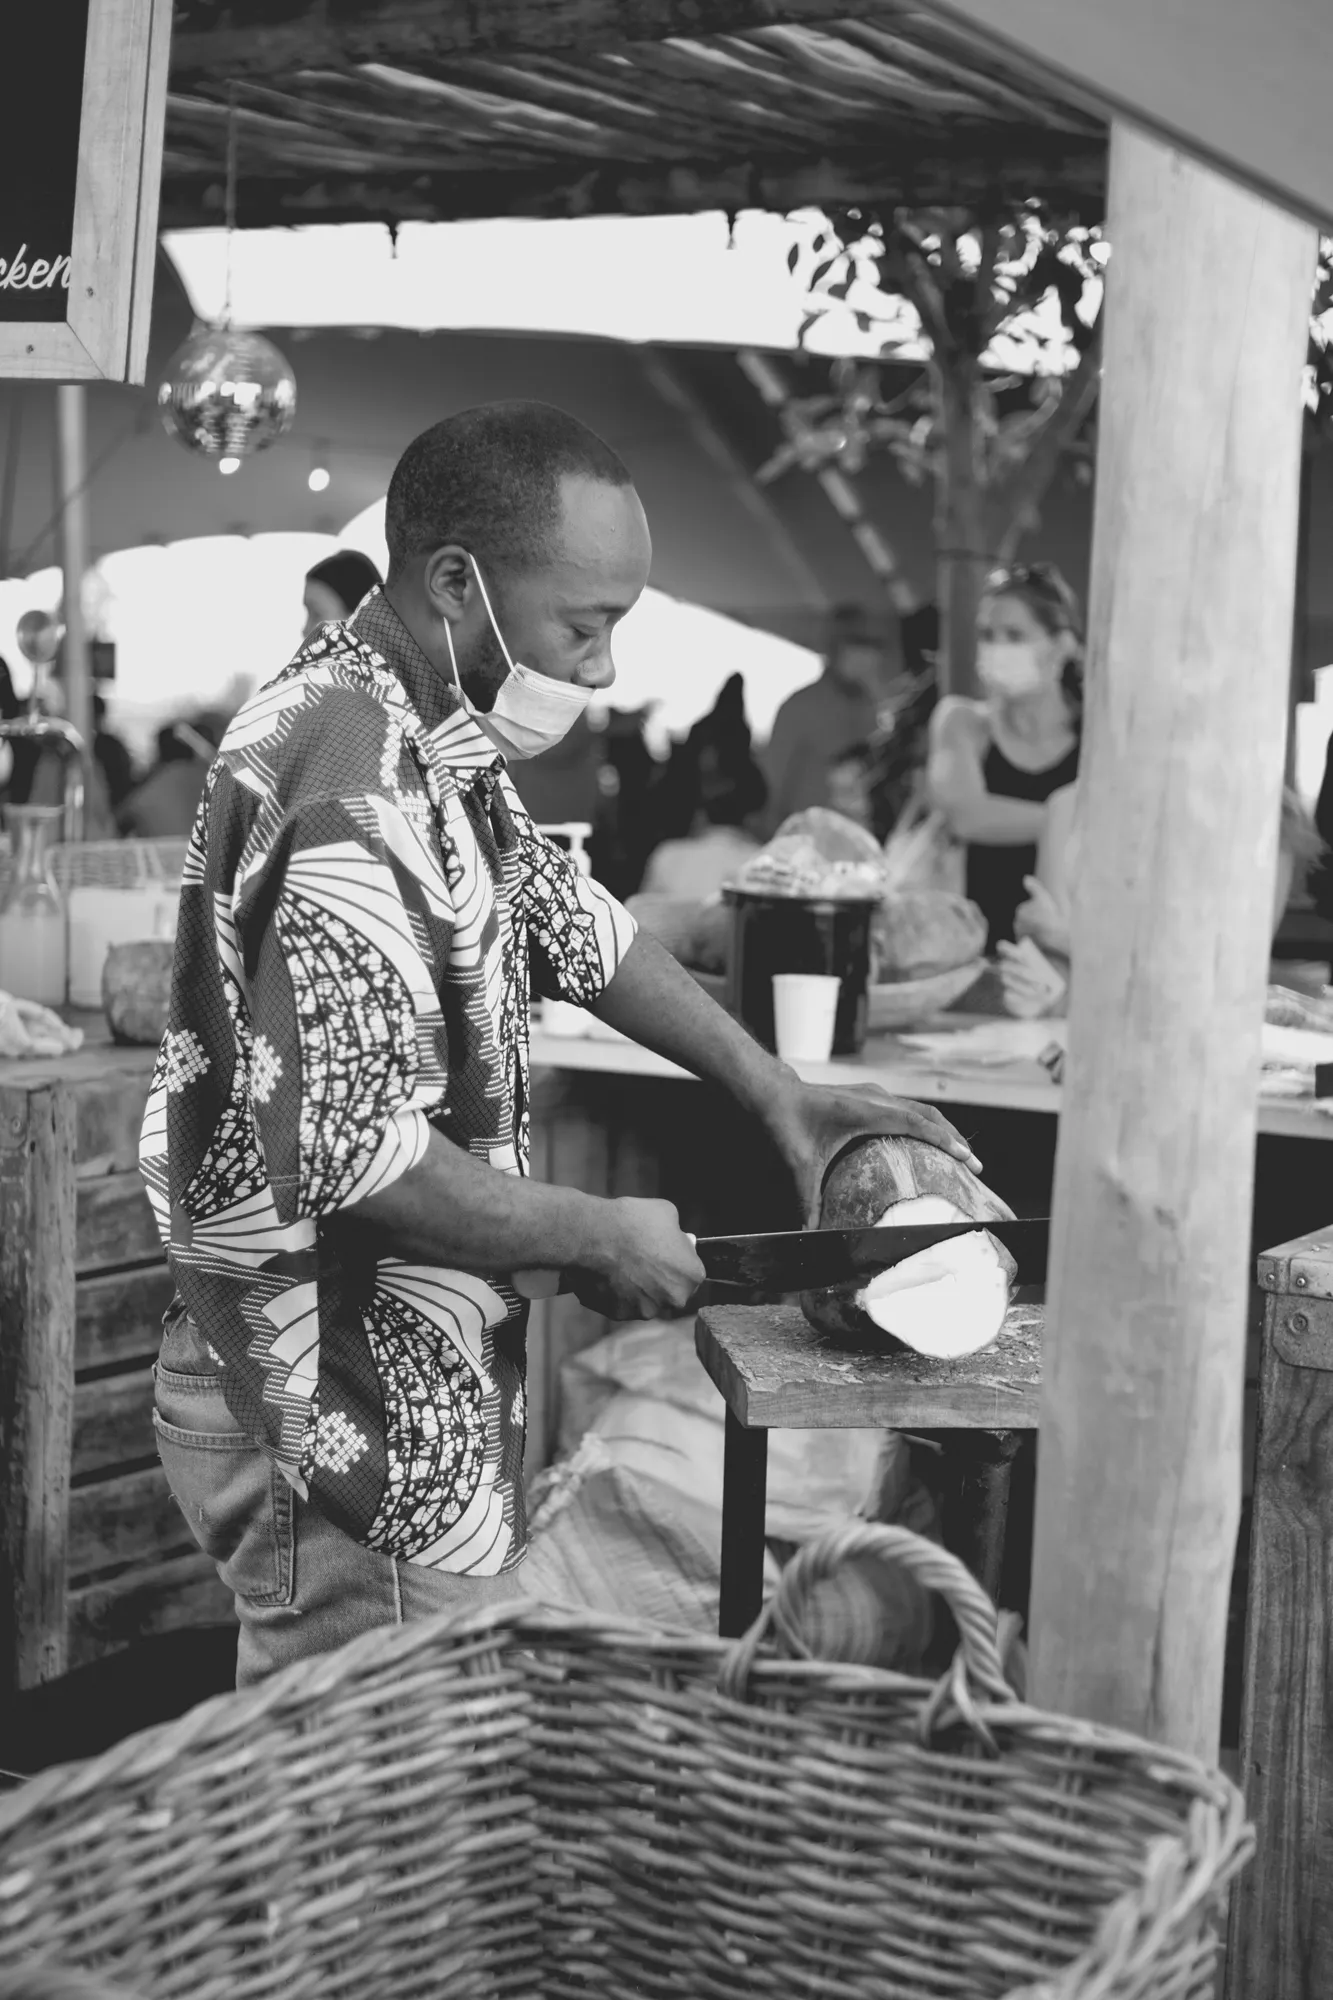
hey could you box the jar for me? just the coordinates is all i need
[0,805,67,1007]
[724,887,877,1057]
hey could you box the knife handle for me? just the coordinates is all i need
[514,1234,697,1303]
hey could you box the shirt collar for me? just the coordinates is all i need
[349,588,505,793]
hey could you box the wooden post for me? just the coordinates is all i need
[56,384,92,761]
[1027,125,1315,1760]
[1227,1227,1333,1999]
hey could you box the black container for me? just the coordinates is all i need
[724,888,876,1057]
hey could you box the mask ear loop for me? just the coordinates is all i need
[465,554,518,677]
[442,615,463,699]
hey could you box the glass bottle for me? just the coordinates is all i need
[0,805,67,1007]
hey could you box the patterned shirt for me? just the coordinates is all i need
[139,590,636,1574]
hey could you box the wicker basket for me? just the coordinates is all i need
[0,1525,1249,2000]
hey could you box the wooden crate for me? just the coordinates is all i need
[0,1024,233,1695]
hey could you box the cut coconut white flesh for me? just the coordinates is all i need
[857,1197,1009,1359]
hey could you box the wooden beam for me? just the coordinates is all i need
[169,0,898,88]
[1027,125,1315,1761]
[157,141,1107,233]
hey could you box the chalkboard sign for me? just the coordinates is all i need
[0,1,92,325]
[0,0,171,383]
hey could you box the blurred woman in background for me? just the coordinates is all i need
[926,563,1082,952]
[302,550,383,638]
[999,782,1325,1018]
[640,674,767,900]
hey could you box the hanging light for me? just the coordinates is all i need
[308,463,330,493]
[219,455,241,475]
[157,88,296,463]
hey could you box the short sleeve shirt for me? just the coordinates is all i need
[139,590,636,1574]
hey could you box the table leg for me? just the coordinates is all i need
[719,1410,768,1639]
[933,1430,1025,1605]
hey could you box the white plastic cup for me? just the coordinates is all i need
[772,973,841,1063]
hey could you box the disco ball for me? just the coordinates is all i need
[15,609,63,666]
[157,326,297,459]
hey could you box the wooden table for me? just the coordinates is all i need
[694,1298,1044,1638]
[531,1021,1333,1144]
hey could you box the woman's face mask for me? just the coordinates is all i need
[976,640,1047,701]
[443,556,592,760]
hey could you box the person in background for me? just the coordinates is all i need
[92,693,135,816]
[640,674,767,900]
[998,782,1324,1017]
[0,653,21,800]
[118,714,221,839]
[762,606,889,830]
[926,562,1082,952]
[1311,724,1333,975]
[825,741,876,834]
[302,549,383,639]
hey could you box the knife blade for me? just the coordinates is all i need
[514,1216,1049,1306]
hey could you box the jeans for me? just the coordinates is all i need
[153,1314,527,1687]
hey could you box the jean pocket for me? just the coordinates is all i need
[154,1405,295,1610]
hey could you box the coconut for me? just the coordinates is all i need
[801,1136,1015,1358]
[103,939,174,1046]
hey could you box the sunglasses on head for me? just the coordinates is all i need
[985,561,1062,596]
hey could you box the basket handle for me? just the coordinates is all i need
[717,1522,1016,1727]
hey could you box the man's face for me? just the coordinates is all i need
[446,474,652,709]
[830,640,884,697]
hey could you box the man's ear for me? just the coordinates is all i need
[421,545,473,624]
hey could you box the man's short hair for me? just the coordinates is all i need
[385,401,633,581]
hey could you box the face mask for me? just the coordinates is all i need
[443,556,592,760]
[977,640,1046,700]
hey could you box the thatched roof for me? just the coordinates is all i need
[163,1,1107,230]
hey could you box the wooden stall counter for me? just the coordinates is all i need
[530,1020,1333,1144]
[0,1017,230,1696]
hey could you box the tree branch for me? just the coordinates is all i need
[988,317,1103,549]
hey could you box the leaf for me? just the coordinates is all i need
[786,243,800,274]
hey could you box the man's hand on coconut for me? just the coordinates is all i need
[997,937,1068,1019]
[767,1077,983,1230]
[1013,876,1070,958]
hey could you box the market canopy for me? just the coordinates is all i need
[162,1,1109,230]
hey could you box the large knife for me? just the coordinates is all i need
[515,1216,1049,1306]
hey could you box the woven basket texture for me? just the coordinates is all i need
[0,1526,1250,2000]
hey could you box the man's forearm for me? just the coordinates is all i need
[350,1129,602,1270]
[592,930,797,1132]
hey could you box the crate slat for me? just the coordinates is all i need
[76,1265,174,1371]
[72,1369,156,1481]
[76,1173,162,1273]
[66,1465,193,1582]
[66,1552,236,1669]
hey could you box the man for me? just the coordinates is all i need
[139,402,977,1685]
[762,606,891,830]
